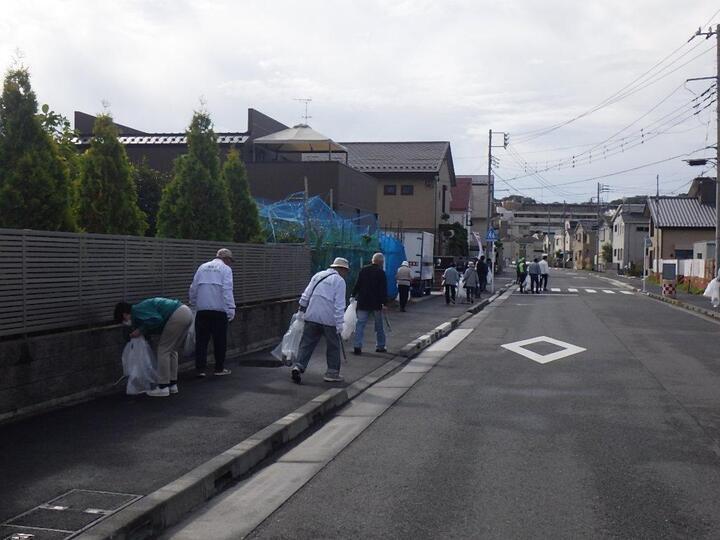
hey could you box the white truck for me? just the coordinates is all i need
[403,231,434,296]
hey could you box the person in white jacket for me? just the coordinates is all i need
[291,257,350,384]
[396,261,412,312]
[189,248,236,377]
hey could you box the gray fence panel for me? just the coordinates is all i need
[0,229,310,337]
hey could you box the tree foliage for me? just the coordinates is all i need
[157,110,233,241]
[0,67,74,230]
[76,114,147,235]
[133,158,168,237]
[224,147,263,243]
[601,242,613,263]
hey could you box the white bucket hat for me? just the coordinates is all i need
[401,261,409,267]
[330,257,350,269]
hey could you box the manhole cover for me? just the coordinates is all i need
[1,490,141,540]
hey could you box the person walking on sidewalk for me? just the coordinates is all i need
[443,263,460,304]
[462,262,480,303]
[528,257,541,294]
[352,252,388,354]
[539,254,550,291]
[114,298,193,397]
[477,255,489,295]
[517,258,528,293]
[189,248,236,377]
[396,261,412,312]
[290,258,350,384]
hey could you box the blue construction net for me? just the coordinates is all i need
[256,193,406,299]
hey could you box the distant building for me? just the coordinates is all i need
[610,203,647,271]
[449,177,472,253]
[573,220,598,270]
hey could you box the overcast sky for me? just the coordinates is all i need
[1,0,718,203]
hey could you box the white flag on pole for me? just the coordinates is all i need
[472,232,484,258]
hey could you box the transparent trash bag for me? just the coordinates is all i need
[523,275,530,289]
[121,337,157,395]
[272,312,305,366]
[341,300,357,341]
[182,313,196,358]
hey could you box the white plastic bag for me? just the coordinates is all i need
[272,312,305,366]
[702,279,720,307]
[522,275,530,289]
[182,312,196,358]
[121,337,157,395]
[341,300,357,341]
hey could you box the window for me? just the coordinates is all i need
[383,184,397,195]
[401,185,414,195]
[636,226,649,232]
[614,249,617,257]
[614,225,618,232]
[697,253,703,259]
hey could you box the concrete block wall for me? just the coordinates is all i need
[0,299,297,424]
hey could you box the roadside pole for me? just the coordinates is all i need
[716,23,719,281]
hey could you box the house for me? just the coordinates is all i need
[573,220,597,270]
[449,177,472,253]
[645,178,716,277]
[610,203,647,272]
[598,215,613,270]
[74,109,379,218]
[455,175,490,257]
[341,142,456,254]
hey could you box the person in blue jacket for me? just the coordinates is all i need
[114,298,193,397]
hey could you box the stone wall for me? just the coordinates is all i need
[0,299,297,424]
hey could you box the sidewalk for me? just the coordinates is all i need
[595,271,720,318]
[0,292,498,533]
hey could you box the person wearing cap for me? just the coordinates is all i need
[290,257,350,384]
[114,298,193,397]
[462,261,480,303]
[189,248,236,377]
[395,260,412,312]
[352,252,388,355]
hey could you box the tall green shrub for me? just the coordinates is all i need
[224,147,263,243]
[77,114,146,235]
[157,110,233,241]
[0,67,74,230]
[133,158,168,237]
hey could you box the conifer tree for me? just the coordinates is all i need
[157,110,233,241]
[0,67,74,230]
[224,147,264,243]
[77,114,146,235]
[133,158,168,237]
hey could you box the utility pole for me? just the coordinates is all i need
[689,24,719,278]
[487,130,508,275]
[596,183,610,271]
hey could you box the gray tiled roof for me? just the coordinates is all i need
[646,196,715,228]
[340,142,450,173]
[74,133,248,145]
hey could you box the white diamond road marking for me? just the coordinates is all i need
[568,288,578,292]
[501,336,587,364]
[551,288,561,292]
[602,290,615,294]
[585,289,597,293]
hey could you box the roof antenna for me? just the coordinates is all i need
[293,98,312,126]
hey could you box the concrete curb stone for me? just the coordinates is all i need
[78,284,511,540]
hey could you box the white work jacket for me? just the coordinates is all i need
[299,269,346,332]
[539,260,549,275]
[189,258,236,320]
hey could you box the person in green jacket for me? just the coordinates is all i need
[114,298,193,397]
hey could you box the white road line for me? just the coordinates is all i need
[620,291,633,295]
[568,288,578,292]
[602,290,615,294]
[585,289,597,293]
[550,288,561,292]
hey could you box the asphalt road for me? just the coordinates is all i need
[185,269,720,539]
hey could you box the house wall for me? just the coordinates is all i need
[612,216,648,269]
[659,228,715,258]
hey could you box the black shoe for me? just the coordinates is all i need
[291,367,301,384]
[353,347,362,355]
[376,347,387,353]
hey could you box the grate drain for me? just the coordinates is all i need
[1,489,141,540]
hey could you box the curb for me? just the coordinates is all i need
[78,285,511,540]
[640,290,720,321]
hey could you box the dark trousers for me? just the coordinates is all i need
[195,310,228,372]
[398,285,410,311]
[530,274,540,293]
[541,274,548,290]
[444,284,456,304]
